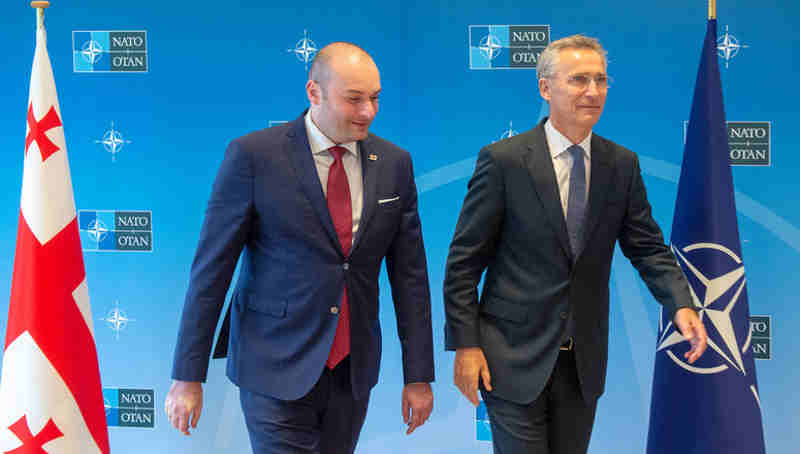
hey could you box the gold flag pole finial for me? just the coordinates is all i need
[31,1,50,29]
[709,0,716,19]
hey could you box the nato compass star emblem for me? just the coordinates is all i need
[497,121,518,142]
[86,218,108,244]
[717,25,749,68]
[95,121,132,162]
[288,29,318,70]
[657,243,755,384]
[81,39,104,64]
[479,33,503,60]
[99,300,136,340]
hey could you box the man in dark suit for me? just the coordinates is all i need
[165,42,434,454]
[443,35,708,454]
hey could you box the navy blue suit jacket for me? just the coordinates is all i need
[444,119,692,404]
[172,114,434,400]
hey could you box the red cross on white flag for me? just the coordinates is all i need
[0,20,110,454]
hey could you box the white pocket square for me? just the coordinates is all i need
[378,196,400,205]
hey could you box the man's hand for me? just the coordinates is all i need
[164,380,203,435]
[674,307,708,364]
[454,347,492,407]
[402,382,433,435]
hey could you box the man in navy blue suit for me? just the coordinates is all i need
[165,42,435,453]
[444,35,707,454]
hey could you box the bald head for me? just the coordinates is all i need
[309,42,376,91]
[305,42,381,144]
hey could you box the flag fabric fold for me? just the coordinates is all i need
[0,24,110,454]
[646,19,766,454]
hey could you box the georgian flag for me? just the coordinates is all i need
[0,24,110,454]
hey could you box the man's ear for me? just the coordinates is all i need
[306,80,320,105]
[538,77,551,103]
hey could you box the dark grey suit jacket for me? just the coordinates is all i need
[443,118,692,404]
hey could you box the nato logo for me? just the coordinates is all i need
[717,25,749,68]
[73,31,148,73]
[469,25,550,70]
[496,121,518,142]
[728,122,770,166]
[78,210,153,252]
[287,29,318,70]
[95,121,132,162]
[659,243,755,380]
[103,388,155,428]
[750,315,771,360]
[684,121,770,166]
[476,400,492,441]
[99,300,136,340]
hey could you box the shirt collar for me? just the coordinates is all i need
[304,111,358,157]
[544,118,592,161]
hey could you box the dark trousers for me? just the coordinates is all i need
[481,349,598,454]
[239,358,369,454]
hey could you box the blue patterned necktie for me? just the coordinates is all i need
[566,144,586,257]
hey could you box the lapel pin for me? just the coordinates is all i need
[368,154,378,161]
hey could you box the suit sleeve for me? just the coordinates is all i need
[443,146,505,350]
[384,153,436,385]
[171,139,253,382]
[617,153,693,321]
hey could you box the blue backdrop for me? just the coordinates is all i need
[1,1,795,452]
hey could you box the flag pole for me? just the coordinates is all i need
[31,1,49,30]
[709,0,716,19]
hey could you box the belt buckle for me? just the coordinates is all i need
[560,337,574,351]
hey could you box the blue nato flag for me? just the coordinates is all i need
[647,19,766,454]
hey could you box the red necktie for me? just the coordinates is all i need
[325,146,352,369]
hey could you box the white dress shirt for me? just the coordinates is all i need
[304,111,363,241]
[544,119,592,219]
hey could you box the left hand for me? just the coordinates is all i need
[402,382,433,435]
[674,307,708,363]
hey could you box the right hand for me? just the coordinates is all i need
[164,380,203,435]
[453,347,492,407]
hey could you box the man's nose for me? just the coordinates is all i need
[360,100,377,118]
[585,79,602,96]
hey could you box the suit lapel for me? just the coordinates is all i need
[285,115,342,254]
[523,124,573,260]
[351,136,378,254]
[579,134,614,258]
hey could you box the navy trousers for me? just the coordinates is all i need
[481,349,598,454]
[239,358,370,454]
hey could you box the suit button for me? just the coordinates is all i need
[560,312,568,319]
[330,306,339,315]
[343,263,350,270]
